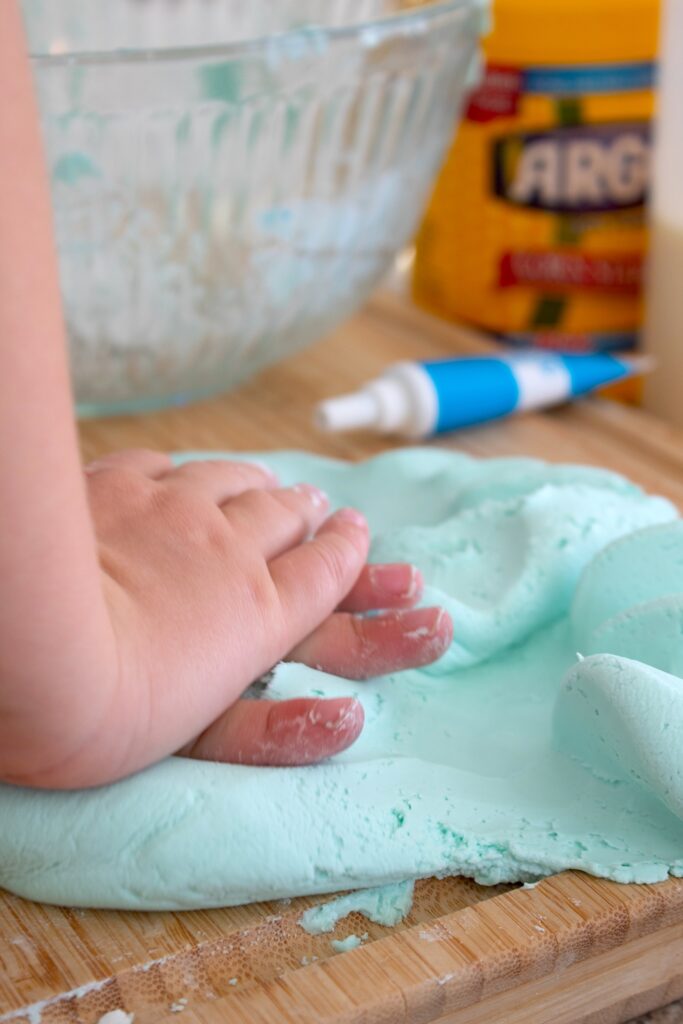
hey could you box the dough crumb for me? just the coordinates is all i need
[300,880,414,935]
[98,1012,134,1024]
[330,933,363,952]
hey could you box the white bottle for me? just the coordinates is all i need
[643,0,683,425]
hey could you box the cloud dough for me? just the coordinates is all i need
[1,449,682,910]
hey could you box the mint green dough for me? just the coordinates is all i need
[1,449,682,911]
[572,521,683,677]
[555,655,683,821]
[300,881,415,935]
[330,934,363,952]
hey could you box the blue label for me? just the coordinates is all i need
[559,354,627,393]
[522,62,656,96]
[422,358,520,433]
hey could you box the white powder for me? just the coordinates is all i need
[98,1012,134,1024]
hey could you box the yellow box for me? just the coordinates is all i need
[413,0,660,356]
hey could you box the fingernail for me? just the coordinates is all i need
[406,565,423,600]
[293,482,329,510]
[308,698,364,733]
[370,563,423,601]
[435,607,454,641]
[268,698,364,746]
[334,507,368,529]
[401,606,451,642]
[315,700,362,733]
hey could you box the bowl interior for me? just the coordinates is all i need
[24,0,449,57]
[25,0,484,415]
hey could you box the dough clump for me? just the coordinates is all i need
[1,450,681,909]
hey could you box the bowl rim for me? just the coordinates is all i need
[27,0,480,68]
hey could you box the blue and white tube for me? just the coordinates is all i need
[314,352,651,438]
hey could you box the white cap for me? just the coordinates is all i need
[315,378,411,433]
[314,363,438,438]
[314,389,381,433]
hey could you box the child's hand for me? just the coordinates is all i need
[2,451,451,789]
[0,12,450,792]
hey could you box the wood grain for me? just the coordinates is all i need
[2,294,683,1024]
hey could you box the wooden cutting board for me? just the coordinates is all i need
[3,293,683,1024]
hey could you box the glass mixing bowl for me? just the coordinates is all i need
[25,0,484,415]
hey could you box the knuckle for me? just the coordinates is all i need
[245,487,275,510]
[88,465,144,496]
[221,460,255,479]
[86,466,154,528]
[182,459,256,484]
[124,447,161,461]
[152,486,224,547]
[174,461,215,484]
[245,567,280,621]
[245,488,296,524]
[311,535,356,591]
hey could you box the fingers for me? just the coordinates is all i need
[167,459,280,505]
[269,509,370,637]
[184,697,364,766]
[85,452,284,506]
[289,606,453,679]
[223,484,331,560]
[84,448,173,479]
[339,563,423,613]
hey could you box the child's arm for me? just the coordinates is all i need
[0,2,452,790]
[0,1,119,772]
